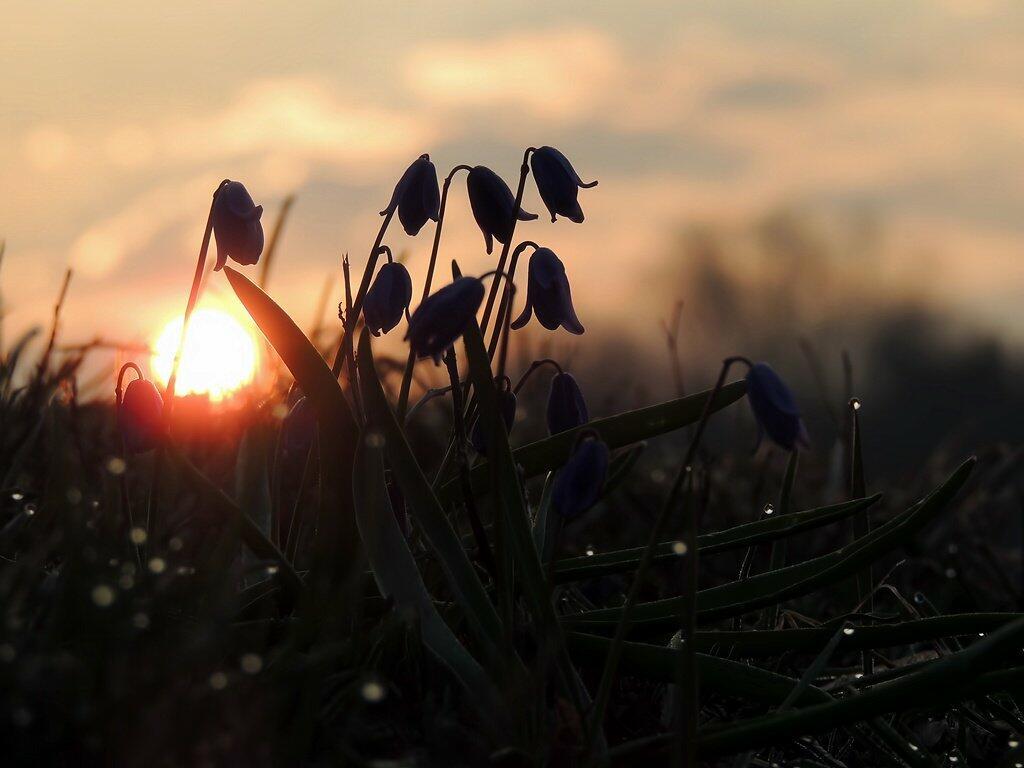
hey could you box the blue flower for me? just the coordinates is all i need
[470,378,517,455]
[212,181,264,271]
[511,247,584,335]
[552,434,609,520]
[381,154,440,236]
[531,146,597,224]
[547,372,589,435]
[118,378,163,454]
[745,362,810,451]
[364,262,413,336]
[467,166,538,254]
[405,277,485,363]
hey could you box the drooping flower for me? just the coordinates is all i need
[282,396,316,456]
[547,372,589,435]
[405,277,485,363]
[552,433,609,520]
[363,262,413,336]
[212,181,264,271]
[470,377,517,455]
[511,247,584,334]
[530,146,598,224]
[745,362,810,451]
[466,166,538,254]
[381,154,440,236]
[118,378,164,454]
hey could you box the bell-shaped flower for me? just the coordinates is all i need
[511,248,584,335]
[119,378,164,454]
[212,181,264,271]
[364,262,413,336]
[405,277,484,363]
[471,378,517,455]
[381,154,440,236]
[552,433,609,520]
[282,396,316,456]
[530,146,598,224]
[745,362,810,451]
[547,372,589,435]
[467,166,538,254]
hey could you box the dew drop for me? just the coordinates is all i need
[1009,739,1019,748]
[672,541,688,556]
[360,680,385,702]
[843,627,855,636]
[91,585,115,608]
[763,503,774,516]
[585,546,595,557]
[209,671,228,690]
[148,557,167,575]
[10,492,23,501]
[23,504,36,517]
[851,398,862,411]
[240,653,263,675]
[129,527,148,545]
[106,457,127,475]
[909,744,919,751]
[265,565,279,575]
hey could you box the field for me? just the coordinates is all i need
[1,152,1023,768]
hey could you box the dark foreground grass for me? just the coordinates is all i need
[2,157,1024,768]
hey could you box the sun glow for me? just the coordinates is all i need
[152,309,259,401]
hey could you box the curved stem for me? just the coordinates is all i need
[396,165,472,420]
[378,245,394,264]
[487,240,536,360]
[512,358,563,395]
[330,208,395,378]
[115,362,144,405]
[480,148,536,336]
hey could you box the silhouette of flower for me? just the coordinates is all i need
[745,362,810,451]
[405,277,485,363]
[212,181,264,271]
[511,247,584,334]
[531,146,597,223]
[547,372,589,435]
[119,378,163,454]
[553,433,609,520]
[471,377,517,455]
[381,154,440,236]
[364,262,413,336]
[467,166,537,254]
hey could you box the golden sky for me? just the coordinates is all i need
[4,0,1024,376]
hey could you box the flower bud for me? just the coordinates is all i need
[381,154,440,236]
[118,378,164,454]
[470,378,517,455]
[511,247,584,335]
[553,434,609,520]
[467,166,537,254]
[547,372,588,435]
[212,181,264,271]
[363,262,413,336]
[745,362,810,451]
[405,277,485,363]
[530,146,597,224]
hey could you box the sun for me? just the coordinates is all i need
[152,308,259,401]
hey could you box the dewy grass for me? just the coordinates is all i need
[1,147,1022,766]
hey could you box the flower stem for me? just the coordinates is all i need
[396,165,472,420]
[486,240,536,361]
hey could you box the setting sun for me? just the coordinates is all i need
[151,308,259,401]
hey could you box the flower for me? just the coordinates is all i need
[282,396,316,456]
[552,433,609,520]
[363,262,413,336]
[381,154,440,236]
[745,362,810,451]
[471,378,517,455]
[212,181,264,271]
[405,277,485,363]
[511,247,584,334]
[547,372,589,435]
[530,146,598,224]
[466,166,538,254]
[118,378,164,454]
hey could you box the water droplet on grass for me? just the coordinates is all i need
[129,527,147,545]
[672,541,688,556]
[148,558,166,574]
[360,680,385,702]
[91,585,115,608]
[843,627,855,636]
[106,457,126,475]
[240,654,263,674]
[763,503,774,516]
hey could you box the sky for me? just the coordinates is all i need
[4,0,1024,384]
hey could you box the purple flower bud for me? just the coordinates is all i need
[405,277,485,364]
[553,434,609,520]
[511,247,584,335]
[118,378,163,454]
[381,154,440,236]
[470,378,517,455]
[212,181,264,271]
[363,262,413,336]
[467,166,538,254]
[530,146,598,224]
[745,362,810,451]
[282,396,316,455]
[547,372,589,435]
